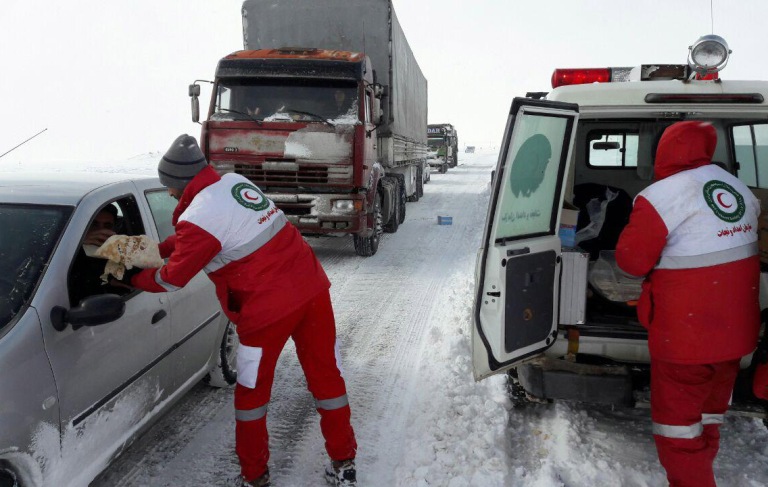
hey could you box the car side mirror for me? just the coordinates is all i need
[51,294,126,331]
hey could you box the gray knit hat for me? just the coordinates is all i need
[158,134,208,190]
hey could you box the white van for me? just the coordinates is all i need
[472,35,768,416]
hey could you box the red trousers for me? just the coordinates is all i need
[651,359,740,487]
[234,290,357,481]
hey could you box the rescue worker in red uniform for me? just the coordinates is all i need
[616,121,761,487]
[129,134,358,487]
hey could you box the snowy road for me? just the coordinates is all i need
[88,151,768,487]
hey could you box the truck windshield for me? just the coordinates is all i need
[212,79,359,123]
[428,138,445,148]
[0,204,71,330]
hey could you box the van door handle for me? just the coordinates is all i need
[486,292,501,297]
[151,310,167,324]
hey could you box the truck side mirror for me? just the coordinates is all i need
[374,83,386,99]
[189,83,201,123]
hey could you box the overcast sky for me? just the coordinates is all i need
[3,0,768,166]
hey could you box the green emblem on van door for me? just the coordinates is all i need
[232,182,270,211]
[703,180,745,223]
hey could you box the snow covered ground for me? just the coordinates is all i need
[5,150,768,486]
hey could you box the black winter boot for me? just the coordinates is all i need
[325,459,356,486]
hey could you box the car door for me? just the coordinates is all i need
[473,98,579,380]
[37,184,173,477]
[137,181,225,389]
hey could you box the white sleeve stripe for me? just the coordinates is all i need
[154,267,180,292]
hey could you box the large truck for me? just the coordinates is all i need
[189,0,429,257]
[473,34,768,417]
[427,123,459,173]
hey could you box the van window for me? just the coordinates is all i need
[733,123,768,188]
[587,131,639,168]
[495,114,570,240]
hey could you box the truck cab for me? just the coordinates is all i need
[473,35,768,414]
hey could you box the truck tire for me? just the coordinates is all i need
[440,163,448,174]
[353,192,382,256]
[392,173,406,224]
[408,167,422,202]
[383,184,400,234]
[416,166,424,198]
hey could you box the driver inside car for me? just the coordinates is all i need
[69,205,132,306]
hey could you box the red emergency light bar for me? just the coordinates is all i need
[551,68,612,88]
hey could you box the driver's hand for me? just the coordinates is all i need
[83,229,116,246]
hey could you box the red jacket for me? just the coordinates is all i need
[615,122,760,364]
[132,166,330,338]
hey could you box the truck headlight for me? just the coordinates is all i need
[333,200,355,211]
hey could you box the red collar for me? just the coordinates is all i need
[172,165,221,225]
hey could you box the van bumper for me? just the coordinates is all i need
[517,358,635,407]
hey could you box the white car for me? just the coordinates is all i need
[0,172,238,487]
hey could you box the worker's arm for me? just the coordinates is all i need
[132,220,221,293]
[615,195,668,278]
[157,234,176,258]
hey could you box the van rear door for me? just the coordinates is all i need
[473,98,579,380]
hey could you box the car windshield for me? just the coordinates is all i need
[211,79,359,123]
[0,204,71,329]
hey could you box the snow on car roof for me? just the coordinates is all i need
[0,172,157,206]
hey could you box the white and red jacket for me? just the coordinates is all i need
[616,121,761,364]
[132,166,330,338]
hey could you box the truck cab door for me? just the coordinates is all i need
[473,98,579,380]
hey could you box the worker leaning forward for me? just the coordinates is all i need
[129,134,358,487]
[616,121,761,487]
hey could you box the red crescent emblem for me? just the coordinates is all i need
[243,190,261,202]
[716,192,733,208]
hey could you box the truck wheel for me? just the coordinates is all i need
[383,185,400,233]
[353,192,382,256]
[440,163,447,174]
[397,174,407,224]
[408,167,421,202]
[416,166,424,198]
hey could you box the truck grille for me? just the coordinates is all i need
[235,164,329,185]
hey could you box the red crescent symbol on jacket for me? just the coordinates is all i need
[716,192,733,208]
[243,190,260,201]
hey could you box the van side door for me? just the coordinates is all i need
[473,98,579,380]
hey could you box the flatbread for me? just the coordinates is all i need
[94,235,164,282]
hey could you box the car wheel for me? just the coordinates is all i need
[205,320,239,387]
[507,370,532,409]
[353,192,382,257]
[0,462,19,487]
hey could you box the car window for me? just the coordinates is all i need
[144,189,177,241]
[0,204,71,330]
[587,130,639,168]
[68,196,145,307]
[734,123,768,188]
